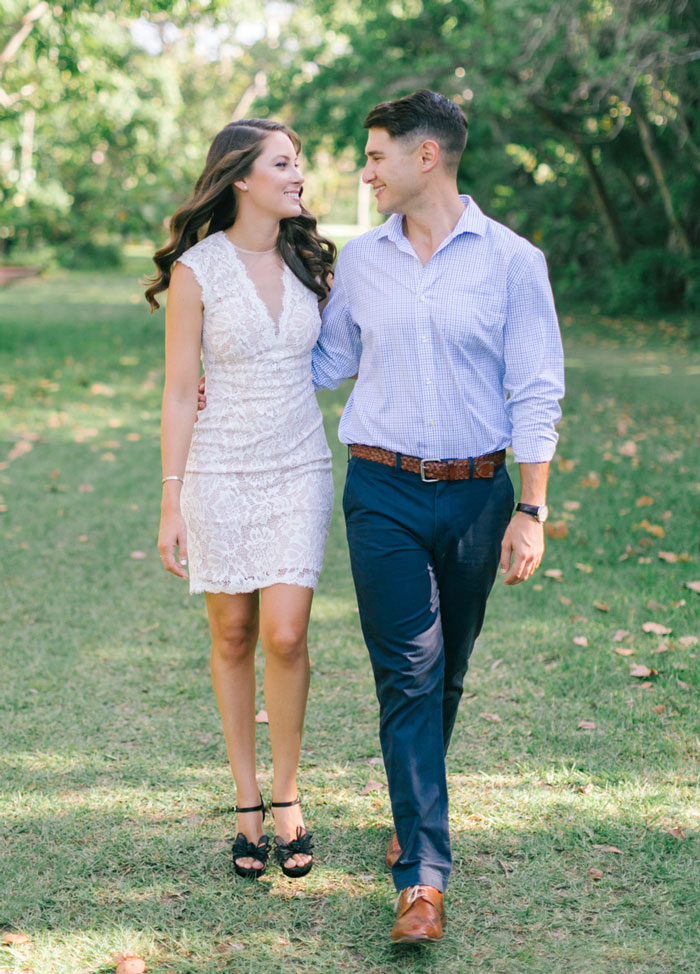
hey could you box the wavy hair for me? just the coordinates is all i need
[144,119,336,311]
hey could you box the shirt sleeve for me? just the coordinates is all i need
[503,247,565,463]
[312,251,362,391]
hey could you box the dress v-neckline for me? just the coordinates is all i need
[219,232,289,334]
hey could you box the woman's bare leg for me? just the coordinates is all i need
[206,590,263,870]
[259,583,314,869]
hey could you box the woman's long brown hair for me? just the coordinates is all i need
[144,119,336,310]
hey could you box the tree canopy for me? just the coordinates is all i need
[1,0,698,311]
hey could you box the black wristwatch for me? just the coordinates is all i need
[515,502,549,523]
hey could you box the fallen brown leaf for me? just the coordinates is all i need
[559,595,572,606]
[91,382,115,397]
[667,827,686,840]
[2,931,31,945]
[545,521,569,539]
[480,712,502,722]
[636,495,654,506]
[587,868,604,881]
[679,636,698,647]
[130,551,147,560]
[642,621,672,635]
[658,551,678,563]
[564,500,581,511]
[577,720,596,730]
[573,636,588,647]
[579,783,594,794]
[677,679,690,690]
[593,601,610,612]
[630,664,658,678]
[544,568,563,581]
[653,704,666,715]
[618,440,637,457]
[254,710,268,723]
[615,647,635,656]
[575,563,593,574]
[593,844,623,854]
[685,581,700,594]
[580,471,601,488]
[613,629,630,642]
[115,955,147,974]
[636,519,665,538]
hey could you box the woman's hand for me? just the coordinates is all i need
[158,507,189,579]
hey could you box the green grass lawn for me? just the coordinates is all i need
[1,264,699,974]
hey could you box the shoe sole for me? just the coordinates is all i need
[391,933,443,944]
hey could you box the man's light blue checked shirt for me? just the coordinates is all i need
[312,195,565,464]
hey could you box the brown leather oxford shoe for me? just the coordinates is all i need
[390,885,445,944]
[385,832,401,869]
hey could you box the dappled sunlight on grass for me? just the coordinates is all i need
[2,273,699,972]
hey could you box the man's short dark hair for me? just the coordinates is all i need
[363,90,468,172]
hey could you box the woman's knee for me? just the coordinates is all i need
[211,621,258,664]
[263,627,307,664]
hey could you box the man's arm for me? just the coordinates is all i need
[500,461,548,585]
[312,253,362,390]
[500,247,565,585]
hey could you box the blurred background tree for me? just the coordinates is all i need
[1,0,698,311]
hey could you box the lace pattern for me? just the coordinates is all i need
[176,232,333,595]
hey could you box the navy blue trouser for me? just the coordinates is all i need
[343,456,514,892]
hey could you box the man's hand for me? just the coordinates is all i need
[197,375,206,412]
[500,513,544,585]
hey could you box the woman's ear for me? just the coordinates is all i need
[234,181,249,192]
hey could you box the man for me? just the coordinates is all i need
[312,90,564,943]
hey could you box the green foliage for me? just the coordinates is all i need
[1,1,698,313]
[259,0,700,313]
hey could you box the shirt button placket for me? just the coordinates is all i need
[416,269,437,449]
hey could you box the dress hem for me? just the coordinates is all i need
[190,576,319,596]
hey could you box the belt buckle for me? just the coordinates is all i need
[420,458,441,483]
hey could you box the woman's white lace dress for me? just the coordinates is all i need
[176,231,333,594]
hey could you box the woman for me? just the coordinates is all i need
[145,119,336,879]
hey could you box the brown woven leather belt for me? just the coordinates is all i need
[349,444,506,482]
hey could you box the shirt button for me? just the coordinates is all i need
[422,337,428,343]
[419,295,426,302]
[430,421,436,427]
[425,378,431,385]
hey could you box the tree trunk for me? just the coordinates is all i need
[579,146,631,262]
[528,95,631,262]
[633,97,691,256]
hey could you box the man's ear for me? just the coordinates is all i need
[419,140,441,173]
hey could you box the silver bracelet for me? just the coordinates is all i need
[162,475,184,485]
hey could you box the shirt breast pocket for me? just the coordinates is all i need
[441,289,505,352]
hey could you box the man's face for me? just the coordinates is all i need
[361,127,422,215]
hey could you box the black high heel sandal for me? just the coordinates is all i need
[232,794,270,879]
[271,797,314,878]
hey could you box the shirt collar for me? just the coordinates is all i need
[376,195,487,246]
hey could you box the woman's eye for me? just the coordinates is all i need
[276,162,288,168]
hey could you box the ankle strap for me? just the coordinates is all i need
[235,801,264,814]
[270,797,300,808]
[235,791,265,815]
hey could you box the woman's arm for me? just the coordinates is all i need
[158,263,203,578]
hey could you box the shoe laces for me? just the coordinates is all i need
[395,884,433,911]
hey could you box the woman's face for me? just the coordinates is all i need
[238,131,304,219]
